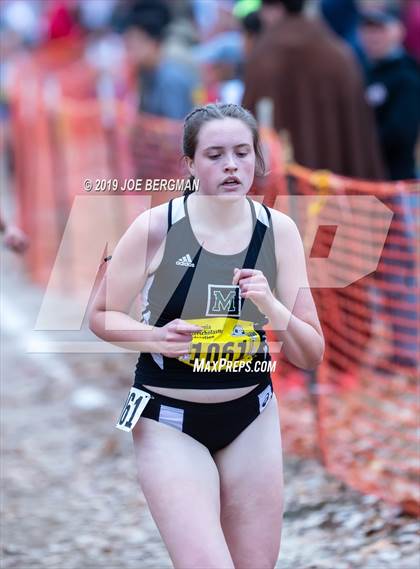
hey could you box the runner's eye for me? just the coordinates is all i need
[208,154,221,160]
[237,151,248,157]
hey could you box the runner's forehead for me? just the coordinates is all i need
[204,143,252,151]
[196,118,253,150]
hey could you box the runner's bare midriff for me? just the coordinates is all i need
[142,384,259,403]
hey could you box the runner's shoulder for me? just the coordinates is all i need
[131,201,170,246]
[267,207,299,235]
[266,207,303,250]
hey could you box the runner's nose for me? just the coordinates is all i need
[223,154,238,172]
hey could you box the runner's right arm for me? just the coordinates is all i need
[89,204,201,355]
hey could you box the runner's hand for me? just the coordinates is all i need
[3,225,29,254]
[233,268,276,316]
[152,319,202,358]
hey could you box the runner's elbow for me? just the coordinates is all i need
[306,339,325,370]
[88,308,105,337]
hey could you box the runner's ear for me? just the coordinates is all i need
[184,156,195,177]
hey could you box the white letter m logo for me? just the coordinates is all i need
[206,285,240,316]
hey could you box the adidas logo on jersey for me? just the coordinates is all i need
[176,254,195,267]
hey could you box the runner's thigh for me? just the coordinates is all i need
[213,394,284,569]
[132,417,234,568]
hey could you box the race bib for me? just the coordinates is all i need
[115,388,151,432]
[178,317,261,370]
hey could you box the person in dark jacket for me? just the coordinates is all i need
[242,0,385,180]
[360,9,420,181]
[320,0,366,67]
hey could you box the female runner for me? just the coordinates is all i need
[89,103,324,569]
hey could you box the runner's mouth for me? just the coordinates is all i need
[221,177,241,187]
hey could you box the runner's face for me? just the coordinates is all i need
[188,118,256,196]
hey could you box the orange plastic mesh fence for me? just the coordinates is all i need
[270,164,419,516]
[11,86,137,287]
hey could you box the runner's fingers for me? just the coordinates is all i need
[168,328,200,342]
[162,342,192,357]
[233,268,263,285]
[173,340,193,351]
[159,336,191,349]
[232,267,241,285]
[238,275,266,286]
[173,323,202,334]
[241,288,267,299]
[240,283,267,292]
[180,341,194,359]
[241,290,266,301]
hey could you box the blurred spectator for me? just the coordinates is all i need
[85,32,125,76]
[360,9,420,180]
[233,0,262,20]
[321,0,367,67]
[192,10,264,105]
[243,0,385,179]
[241,9,263,57]
[166,0,195,23]
[194,31,244,104]
[44,0,82,41]
[321,0,420,66]
[191,0,236,41]
[78,0,119,32]
[81,0,126,80]
[0,215,29,254]
[0,17,30,176]
[401,0,420,63]
[0,0,41,44]
[122,0,198,119]
[162,14,199,75]
[322,0,359,38]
